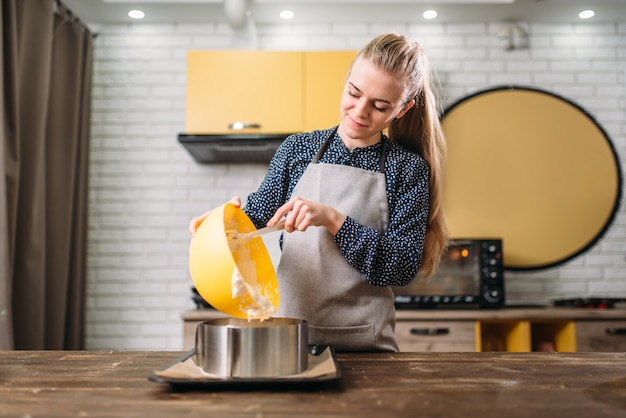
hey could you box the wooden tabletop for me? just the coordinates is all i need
[2,350,626,417]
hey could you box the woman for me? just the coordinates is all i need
[189,33,448,352]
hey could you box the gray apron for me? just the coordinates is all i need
[276,128,398,352]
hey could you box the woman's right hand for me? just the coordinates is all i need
[269,196,346,236]
[188,196,242,236]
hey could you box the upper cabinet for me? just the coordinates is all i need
[303,51,356,131]
[186,51,303,134]
[185,50,357,135]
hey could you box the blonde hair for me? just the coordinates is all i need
[357,33,448,277]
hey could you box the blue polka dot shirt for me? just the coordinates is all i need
[244,127,430,287]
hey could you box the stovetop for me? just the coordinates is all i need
[553,297,626,309]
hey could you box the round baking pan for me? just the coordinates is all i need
[195,317,308,378]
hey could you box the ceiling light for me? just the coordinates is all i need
[423,10,438,20]
[128,9,145,19]
[280,10,295,20]
[578,10,595,20]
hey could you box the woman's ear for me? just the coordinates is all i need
[396,99,416,119]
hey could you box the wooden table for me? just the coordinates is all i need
[2,350,626,417]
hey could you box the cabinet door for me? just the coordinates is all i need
[186,51,304,134]
[395,321,476,352]
[576,321,626,352]
[303,51,357,131]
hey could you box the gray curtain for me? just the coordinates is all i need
[0,0,92,349]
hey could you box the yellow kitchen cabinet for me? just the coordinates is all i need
[477,320,577,352]
[186,50,304,134]
[186,50,358,135]
[478,321,531,352]
[531,320,577,352]
[303,51,357,131]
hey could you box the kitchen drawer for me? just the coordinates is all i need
[395,320,476,352]
[576,320,626,352]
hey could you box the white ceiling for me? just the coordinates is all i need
[62,0,626,25]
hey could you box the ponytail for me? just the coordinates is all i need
[359,33,448,277]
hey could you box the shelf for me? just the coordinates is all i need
[478,320,576,352]
[531,321,577,352]
[479,321,531,352]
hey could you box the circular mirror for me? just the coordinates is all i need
[441,86,622,270]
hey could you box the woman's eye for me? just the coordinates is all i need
[347,89,388,112]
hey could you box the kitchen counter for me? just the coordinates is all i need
[181,308,626,352]
[183,306,626,321]
[2,350,625,417]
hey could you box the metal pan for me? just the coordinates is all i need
[195,317,308,378]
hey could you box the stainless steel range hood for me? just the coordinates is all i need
[178,133,293,163]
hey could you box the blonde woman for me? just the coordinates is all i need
[190,33,447,352]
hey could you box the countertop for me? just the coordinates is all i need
[182,306,626,321]
[2,350,626,417]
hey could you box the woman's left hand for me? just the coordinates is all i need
[268,196,346,236]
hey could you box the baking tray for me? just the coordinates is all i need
[148,345,341,389]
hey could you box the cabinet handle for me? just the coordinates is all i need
[410,327,449,336]
[228,121,262,130]
[605,328,626,336]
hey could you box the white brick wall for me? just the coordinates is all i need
[87,20,626,350]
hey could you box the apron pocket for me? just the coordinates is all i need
[309,324,376,352]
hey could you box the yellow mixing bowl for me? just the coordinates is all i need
[189,202,279,319]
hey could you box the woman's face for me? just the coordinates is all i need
[338,56,414,149]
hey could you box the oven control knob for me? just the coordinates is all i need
[483,288,503,303]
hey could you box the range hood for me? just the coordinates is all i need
[178,133,293,163]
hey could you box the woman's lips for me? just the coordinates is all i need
[347,115,366,128]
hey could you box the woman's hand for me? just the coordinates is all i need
[188,196,242,236]
[268,196,346,236]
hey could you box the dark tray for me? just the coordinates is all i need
[148,345,341,389]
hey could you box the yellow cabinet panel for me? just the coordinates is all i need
[478,320,577,352]
[186,51,304,134]
[531,321,577,352]
[479,321,531,352]
[303,51,357,131]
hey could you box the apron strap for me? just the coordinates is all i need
[379,138,386,173]
[311,127,337,164]
[312,126,387,173]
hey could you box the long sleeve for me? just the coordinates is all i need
[334,153,429,287]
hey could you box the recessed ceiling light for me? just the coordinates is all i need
[423,10,438,20]
[128,9,145,20]
[578,10,595,20]
[280,10,295,20]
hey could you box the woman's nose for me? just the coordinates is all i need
[353,99,368,117]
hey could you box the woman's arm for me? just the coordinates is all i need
[335,159,430,287]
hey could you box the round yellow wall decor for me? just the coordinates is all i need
[441,86,621,270]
